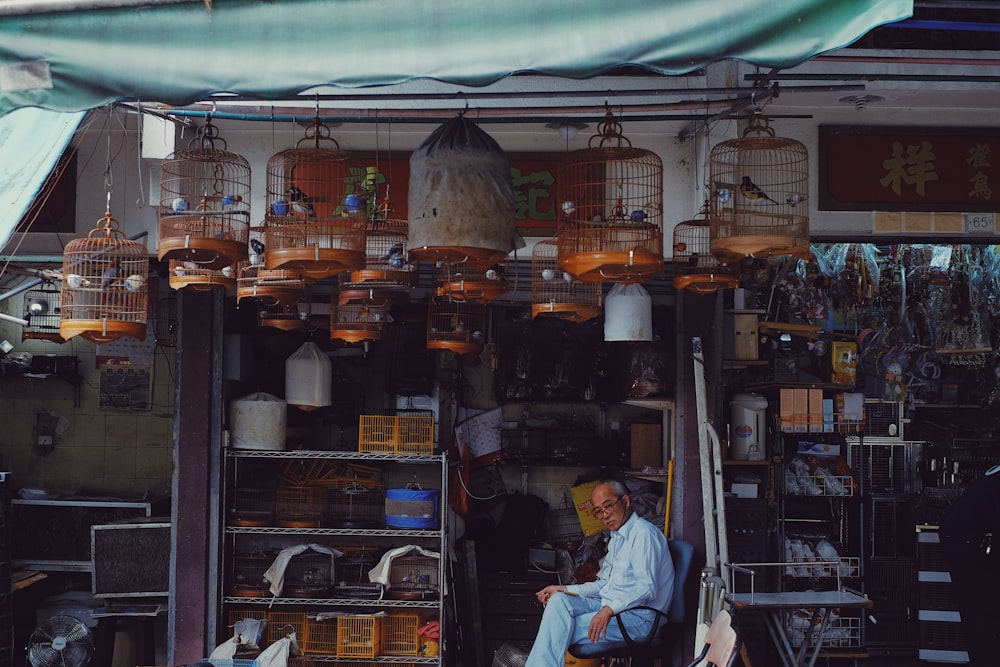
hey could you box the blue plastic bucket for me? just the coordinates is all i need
[385,488,440,529]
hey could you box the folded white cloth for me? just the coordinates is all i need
[367,544,440,588]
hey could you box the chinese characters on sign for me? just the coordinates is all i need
[819,126,1000,211]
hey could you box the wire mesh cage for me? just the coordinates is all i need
[264,118,366,280]
[426,296,486,355]
[433,260,509,304]
[709,113,810,261]
[283,551,334,598]
[157,118,251,269]
[228,487,276,526]
[168,259,236,292]
[229,551,274,597]
[556,109,664,284]
[350,213,415,288]
[236,226,307,304]
[388,554,440,600]
[671,207,739,294]
[275,485,327,528]
[330,283,402,343]
[60,209,149,344]
[530,239,601,322]
[257,301,308,331]
[22,282,65,343]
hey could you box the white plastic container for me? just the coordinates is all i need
[230,392,287,450]
[603,283,652,341]
[730,392,768,460]
[285,341,332,410]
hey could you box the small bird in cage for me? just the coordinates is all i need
[739,176,778,204]
[785,193,807,206]
[287,186,316,217]
[171,197,190,213]
[382,243,406,267]
[222,193,243,207]
[714,188,732,203]
[101,263,119,291]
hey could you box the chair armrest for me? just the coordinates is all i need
[612,605,672,647]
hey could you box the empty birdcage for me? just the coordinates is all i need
[230,551,274,597]
[22,282,65,343]
[60,209,149,344]
[264,117,366,280]
[228,487,277,527]
[672,206,739,294]
[434,260,508,304]
[157,117,250,270]
[168,260,236,292]
[709,112,810,261]
[426,296,487,355]
[531,239,601,322]
[350,209,415,288]
[556,108,663,284]
[329,285,400,343]
[275,484,327,528]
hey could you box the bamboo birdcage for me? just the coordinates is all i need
[60,209,149,344]
[556,109,664,284]
[236,226,306,305]
[264,117,366,280]
[22,282,65,343]
[168,260,236,292]
[257,301,307,331]
[433,260,508,304]
[709,112,810,260]
[157,117,251,269]
[426,296,486,355]
[672,204,739,294]
[329,284,401,343]
[531,238,602,322]
[349,203,415,288]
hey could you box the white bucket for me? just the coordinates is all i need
[730,392,768,460]
[230,392,287,450]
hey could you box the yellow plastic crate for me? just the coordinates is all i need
[305,617,338,656]
[267,611,309,652]
[381,612,421,656]
[336,614,383,658]
[359,415,434,455]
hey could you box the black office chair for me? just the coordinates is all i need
[568,538,697,667]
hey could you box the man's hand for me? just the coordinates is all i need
[535,584,567,605]
[588,606,614,643]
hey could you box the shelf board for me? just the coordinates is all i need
[223,595,440,608]
[226,526,441,537]
[225,449,444,462]
[722,459,769,466]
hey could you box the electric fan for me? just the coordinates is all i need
[27,615,94,667]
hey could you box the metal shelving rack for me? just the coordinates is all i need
[219,449,447,665]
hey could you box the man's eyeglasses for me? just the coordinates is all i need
[591,497,623,519]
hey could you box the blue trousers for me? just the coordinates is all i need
[524,592,655,667]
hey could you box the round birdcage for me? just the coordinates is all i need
[236,226,307,304]
[709,113,810,260]
[257,301,307,331]
[329,284,399,343]
[22,282,65,343]
[426,296,487,355]
[157,117,251,269]
[349,202,415,288]
[672,205,739,294]
[168,260,236,292]
[556,109,664,284]
[531,239,602,322]
[264,117,366,279]
[60,209,149,344]
[434,260,508,304]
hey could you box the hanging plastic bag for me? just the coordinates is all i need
[254,632,300,667]
[207,636,241,660]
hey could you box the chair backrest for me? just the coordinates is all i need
[666,538,695,624]
[687,610,740,667]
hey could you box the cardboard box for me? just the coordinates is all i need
[808,389,824,432]
[793,389,809,432]
[630,423,662,469]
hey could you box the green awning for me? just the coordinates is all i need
[0,107,85,253]
[0,0,912,118]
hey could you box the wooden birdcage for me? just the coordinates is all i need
[672,205,739,294]
[230,551,274,597]
[325,477,385,529]
[275,484,327,528]
[228,487,276,527]
[433,260,508,304]
[22,282,65,343]
[329,284,399,343]
[60,209,149,344]
[426,296,486,355]
[168,260,236,292]
[709,112,810,260]
[264,117,366,279]
[257,301,307,331]
[236,226,306,304]
[350,206,415,288]
[157,117,251,269]
[556,109,664,284]
[531,239,601,322]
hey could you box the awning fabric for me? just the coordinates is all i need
[0,0,912,118]
[0,107,85,254]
